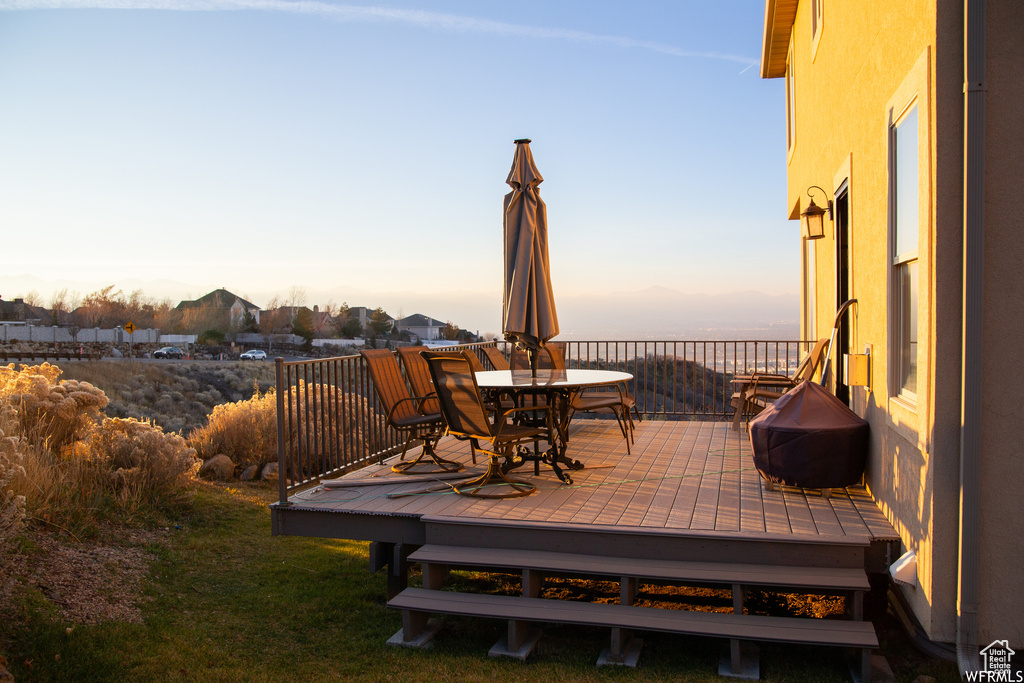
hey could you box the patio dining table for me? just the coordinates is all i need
[475,368,633,484]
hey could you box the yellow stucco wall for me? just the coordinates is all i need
[777,0,1024,648]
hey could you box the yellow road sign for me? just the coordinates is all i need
[124,322,136,334]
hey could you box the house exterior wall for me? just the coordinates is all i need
[770,0,1023,646]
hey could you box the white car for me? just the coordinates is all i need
[239,349,267,361]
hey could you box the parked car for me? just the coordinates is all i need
[239,349,267,361]
[153,346,185,359]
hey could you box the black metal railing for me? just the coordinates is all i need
[274,342,493,503]
[275,339,811,502]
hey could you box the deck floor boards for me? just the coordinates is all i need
[289,420,898,546]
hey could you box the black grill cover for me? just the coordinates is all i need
[749,380,869,489]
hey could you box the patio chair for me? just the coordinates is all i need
[422,350,552,498]
[361,349,463,473]
[730,337,830,431]
[547,342,638,454]
[396,345,441,416]
[481,345,510,371]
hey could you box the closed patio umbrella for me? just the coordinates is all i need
[503,139,559,373]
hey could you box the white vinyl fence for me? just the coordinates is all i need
[1,325,160,344]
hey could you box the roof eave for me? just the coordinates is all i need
[760,0,797,79]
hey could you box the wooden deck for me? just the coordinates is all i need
[273,419,898,564]
[272,420,898,680]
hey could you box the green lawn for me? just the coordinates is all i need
[0,483,959,682]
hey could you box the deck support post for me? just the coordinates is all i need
[386,543,415,599]
[598,576,642,667]
[720,583,759,680]
[489,567,543,661]
[421,562,448,590]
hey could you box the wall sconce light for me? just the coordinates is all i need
[801,185,833,240]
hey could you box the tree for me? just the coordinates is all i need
[287,286,307,308]
[440,321,461,341]
[77,285,126,327]
[239,308,260,333]
[368,307,392,337]
[49,288,72,326]
[292,308,315,350]
[340,317,363,338]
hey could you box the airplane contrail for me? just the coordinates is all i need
[0,0,759,67]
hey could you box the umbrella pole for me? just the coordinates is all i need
[528,347,539,378]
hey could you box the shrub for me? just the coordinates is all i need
[0,424,27,587]
[188,385,277,469]
[0,363,108,451]
[1,365,198,536]
[88,418,198,508]
[199,329,225,346]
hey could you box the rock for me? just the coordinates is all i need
[110,347,123,358]
[0,654,13,683]
[260,462,278,483]
[198,454,234,480]
[239,465,259,482]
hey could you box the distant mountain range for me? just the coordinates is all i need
[555,287,799,340]
[1,275,798,341]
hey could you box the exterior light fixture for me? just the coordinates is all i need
[801,185,833,240]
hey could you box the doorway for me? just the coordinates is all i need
[834,183,851,406]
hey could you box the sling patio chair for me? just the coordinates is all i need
[729,337,831,431]
[418,350,554,498]
[396,345,441,417]
[547,342,639,454]
[482,344,510,371]
[361,349,463,474]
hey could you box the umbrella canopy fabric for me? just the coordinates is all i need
[502,139,559,350]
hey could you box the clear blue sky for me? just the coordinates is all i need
[0,1,795,335]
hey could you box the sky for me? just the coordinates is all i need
[0,0,797,337]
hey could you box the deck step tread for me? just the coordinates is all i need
[408,544,870,591]
[390,588,878,648]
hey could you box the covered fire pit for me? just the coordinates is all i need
[749,380,869,490]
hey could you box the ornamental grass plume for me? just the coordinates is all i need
[188,382,277,469]
[1,365,198,536]
[0,424,27,587]
[0,363,108,451]
[88,418,199,508]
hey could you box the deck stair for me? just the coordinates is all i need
[388,544,877,682]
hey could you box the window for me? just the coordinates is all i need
[811,0,824,58]
[786,37,796,157]
[891,105,919,398]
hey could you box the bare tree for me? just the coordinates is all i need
[287,286,307,308]
[49,288,70,326]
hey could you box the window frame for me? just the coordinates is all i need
[890,103,920,402]
[811,0,824,60]
[884,48,931,447]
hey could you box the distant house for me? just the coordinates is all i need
[0,297,48,324]
[395,314,447,341]
[176,289,260,328]
[761,0,1023,656]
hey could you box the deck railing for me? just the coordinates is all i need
[275,339,811,502]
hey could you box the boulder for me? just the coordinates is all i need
[199,454,234,480]
[260,462,279,483]
[239,465,259,482]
